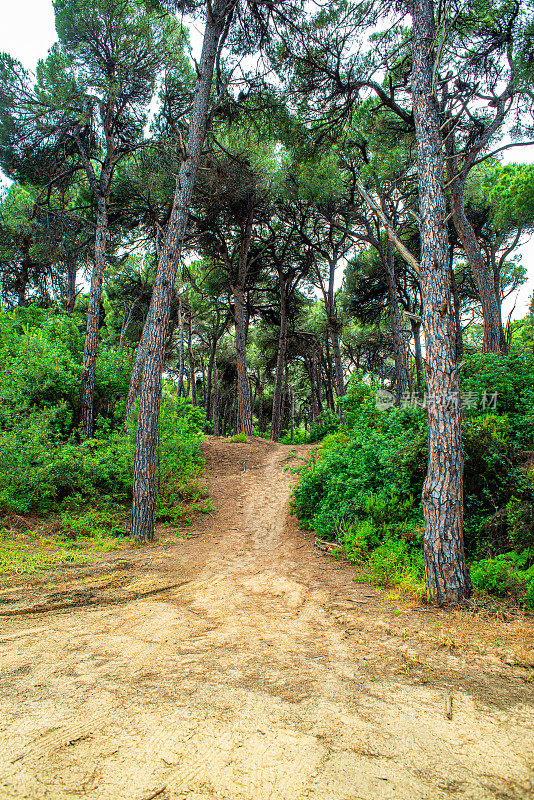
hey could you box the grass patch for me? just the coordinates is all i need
[0,505,132,579]
[155,464,211,524]
[0,528,95,577]
[228,433,248,443]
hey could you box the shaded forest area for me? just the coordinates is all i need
[1,0,534,605]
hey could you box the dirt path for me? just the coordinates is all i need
[1,438,534,800]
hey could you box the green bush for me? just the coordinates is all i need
[0,414,134,513]
[279,427,308,445]
[292,380,424,541]
[0,312,205,515]
[470,550,534,602]
[307,410,341,443]
[462,346,534,446]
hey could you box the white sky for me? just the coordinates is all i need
[1,0,532,318]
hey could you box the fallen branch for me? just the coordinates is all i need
[0,582,189,618]
[139,786,167,800]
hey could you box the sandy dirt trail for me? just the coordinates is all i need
[0,437,533,800]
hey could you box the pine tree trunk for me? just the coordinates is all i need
[188,313,197,405]
[451,188,504,354]
[410,318,424,395]
[412,0,472,603]
[258,372,267,434]
[290,384,295,444]
[66,253,77,316]
[177,297,185,397]
[131,0,234,543]
[385,239,411,403]
[124,319,149,435]
[212,360,220,435]
[446,139,505,354]
[205,340,216,421]
[232,283,253,434]
[323,345,335,411]
[80,197,107,438]
[315,351,323,415]
[329,320,344,398]
[306,356,319,425]
[271,278,288,441]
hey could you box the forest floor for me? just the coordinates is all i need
[0,437,534,800]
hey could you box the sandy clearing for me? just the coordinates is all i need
[0,437,533,799]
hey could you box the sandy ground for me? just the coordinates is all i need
[0,437,533,800]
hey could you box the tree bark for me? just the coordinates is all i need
[131,0,234,542]
[385,238,411,403]
[446,141,505,354]
[65,252,78,316]
[177,297,185,397]
[306,355,319,425]
[271,277,289,441]
[212,360,220,435]
[290,383,295,443]
[410,318,424,395]
[411,0,471,602]
[188,312,197,405]
[232,282,253,434]
[329,318,344,399]
[80,197,107,438]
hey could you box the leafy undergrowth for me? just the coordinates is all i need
[155,464,213,524]
[0,511,127,578]
[228,433,248,443]
[0,466,213,579]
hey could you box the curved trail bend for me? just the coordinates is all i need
[0,437,533,799]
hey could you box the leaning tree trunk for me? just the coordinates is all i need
[131,0,234,543]
[412,0,472,602]
[385,239,411,403]
[80,197,107,438]
[188,313,197,405]
[177,297,185,397]
[271,278,289,441]
[232,283,253,435]
[65,252,78,316]
[124,319,150,435]
[410,318,424,395]
[447,155,505,354]
[306,355,319,425]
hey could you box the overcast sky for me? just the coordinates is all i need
[1,0,532,318]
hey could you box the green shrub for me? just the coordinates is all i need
[462,346,534,446]
[61,508,126,544]
[524,579,534,609]
[367,538,425,589]
[307,410,341,442]
[0,414,134,513]
[470,555,524,597]
[279,427,308,445]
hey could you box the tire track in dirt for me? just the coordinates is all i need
[0,437,533,799]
